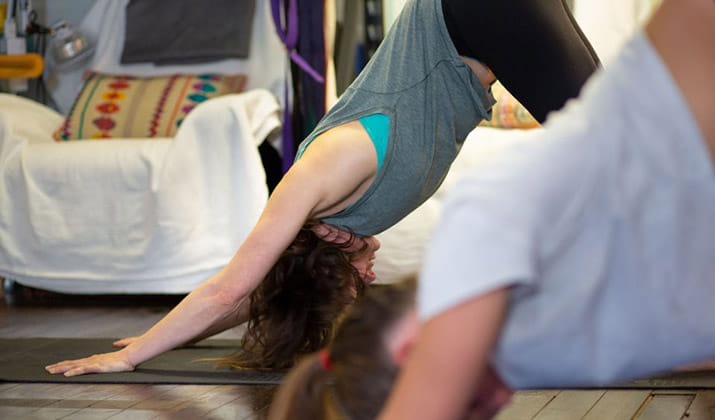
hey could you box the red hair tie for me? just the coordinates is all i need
[318,348,332,371]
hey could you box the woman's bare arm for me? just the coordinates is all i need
[646,0,715,155]
[377,288,509,420]
[46,122,379,376]
[112,301,249,349]
[376,2,715,417]
[45,169,327,376]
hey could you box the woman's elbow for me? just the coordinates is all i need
[201,277,248,310]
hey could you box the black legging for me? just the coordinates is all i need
[441,0,600,123]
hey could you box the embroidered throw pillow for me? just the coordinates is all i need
[55,73,247,140]
[481,81,540,129]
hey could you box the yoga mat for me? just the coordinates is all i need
[4,338,713,389]
[0,338,284,385]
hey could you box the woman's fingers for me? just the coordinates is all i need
[45,357,94,375]
[45,358,86,374]
[45,352,134,376]
[112,336,139,347]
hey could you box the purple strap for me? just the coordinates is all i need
[271,0,325,83]
[271,0,325,172]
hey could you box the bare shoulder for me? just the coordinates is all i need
[301,121,378,169]
[292,121,379,217]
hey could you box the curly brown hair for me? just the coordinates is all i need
[222,221,368,370]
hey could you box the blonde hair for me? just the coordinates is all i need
[267,275,417,420]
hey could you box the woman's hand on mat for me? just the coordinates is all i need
[45,350,135,377]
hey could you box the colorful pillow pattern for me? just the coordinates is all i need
[480,81,540,129]
[55,73,247,141]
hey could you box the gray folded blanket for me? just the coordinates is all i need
[121,0,256,65]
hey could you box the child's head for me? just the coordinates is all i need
[267,275,418,420]
[227,221,381,370]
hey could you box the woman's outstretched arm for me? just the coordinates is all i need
[44,166,326,376]
[46,122,379,376]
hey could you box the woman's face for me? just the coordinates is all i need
[311,223,381,284]
[349,236,381,284]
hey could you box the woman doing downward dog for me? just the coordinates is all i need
[46,0,599,376]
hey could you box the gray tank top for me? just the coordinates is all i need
[299,0,495,236]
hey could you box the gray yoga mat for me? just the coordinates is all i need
[0,338,283,385]
[3,338,713,389]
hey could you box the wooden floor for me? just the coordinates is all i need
[1,281,714,420]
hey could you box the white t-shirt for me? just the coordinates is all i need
[419,31,715,389]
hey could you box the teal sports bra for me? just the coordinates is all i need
[295,113,390,173]
[357,113,390,171]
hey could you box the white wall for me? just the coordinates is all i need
[33,0,97,27]
[383,0,407,30]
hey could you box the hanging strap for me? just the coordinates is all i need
[271,0,325,172]
[271,0,326,84]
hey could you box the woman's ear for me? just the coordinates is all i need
[388,309,420,367]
